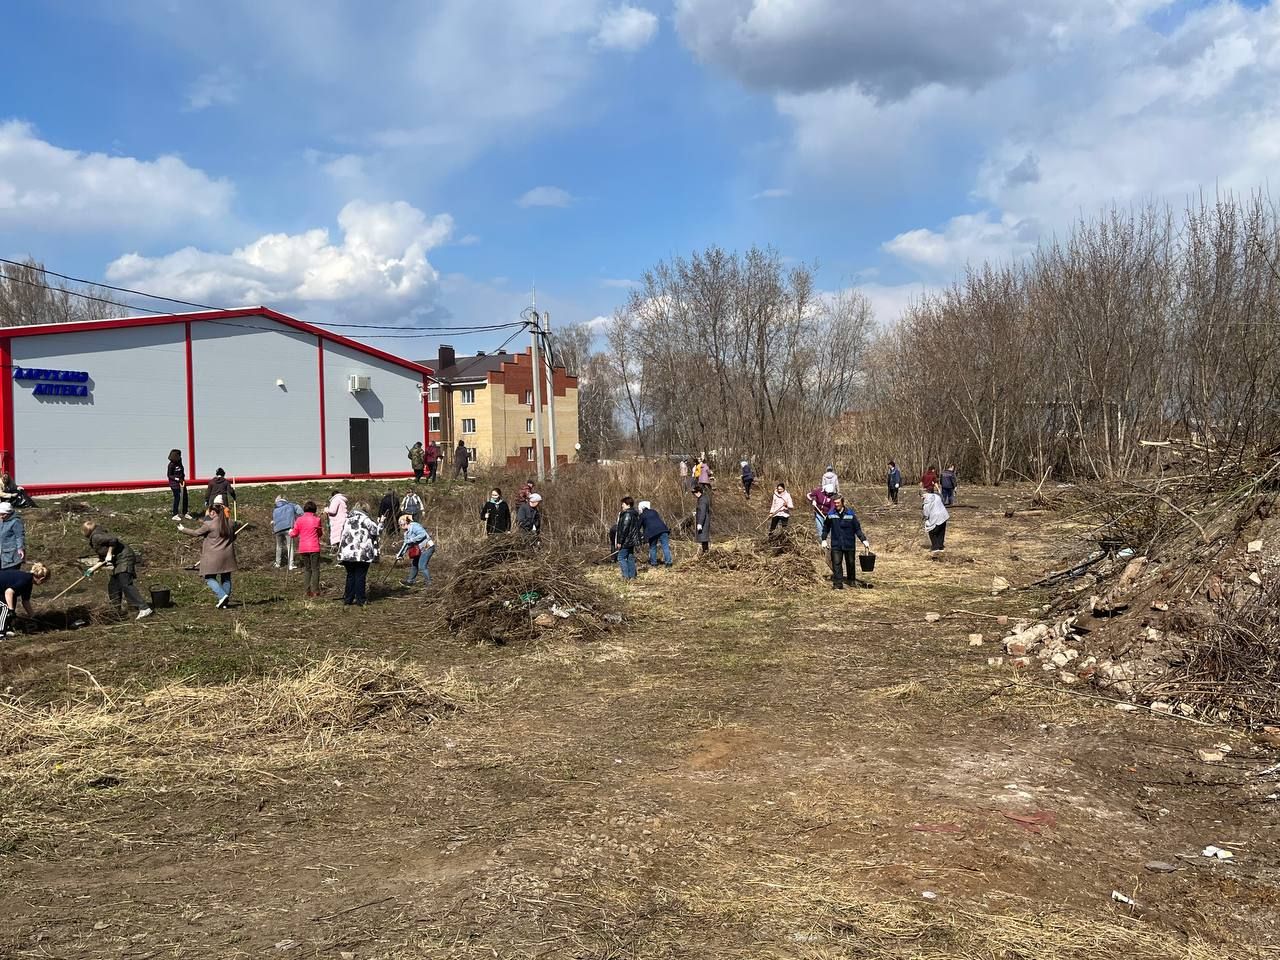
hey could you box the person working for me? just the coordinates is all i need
[0,502,25,570]
[396,514,435,586]
[338,501,381,605]
[807,484,836,542]
[940,464,958,506]
[615,497,644,579]
[290,501,325,598]
[887,460,902,506]
[408,441,426,482]
[481,489,511,535]
[768,483,794,533]
[822,496,872,590]
[82,521,153,620]
[0,562,50,634]
[425,440,441,482]
[821,465,840,494]
[516,492,543,537]
[167,449,192,520]
[453,440,470,480]
[272,495,303,570]
[178,502,238,608]
[205,467,236,509]
[923,488,950,553]
[693,487,712,553]
[638,500,673,568]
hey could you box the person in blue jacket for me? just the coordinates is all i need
[887,460,902,506]
[940,464,958,507]
[638,500,673,568]
[0,502,25,570]
[822,496,872,590]
[396,514,435,585]
[272,495,303,570]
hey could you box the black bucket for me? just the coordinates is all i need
[858,552,877,573]
[150,588,172,609]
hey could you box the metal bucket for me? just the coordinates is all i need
[858,552,877,573]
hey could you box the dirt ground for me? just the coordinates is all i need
[1,481,1278,959]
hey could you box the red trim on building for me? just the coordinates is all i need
[5,307,433,378]
[23,470,419,498]
[317,336,327,474]
[0,336,13,477]
[184,321,197,479]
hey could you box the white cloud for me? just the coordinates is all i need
[517,186,574,208]
[586,314,613,330]
[876,2,1280,277]
[600,277,638,288]
[751,187,790,200]
[184,67,241,111]
[596,5,659,51]
[106,200,453,312]
[858,282,929,327]
[0,120,233,232]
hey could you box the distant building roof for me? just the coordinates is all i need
[419,350,516,384]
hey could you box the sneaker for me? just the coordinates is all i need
[171,514,182,521]
[216,594,230,609]
[183,514,194,520]
[287,566,297,571]
[136,608,154,620]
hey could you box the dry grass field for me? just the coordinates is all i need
[1,473,1277,958]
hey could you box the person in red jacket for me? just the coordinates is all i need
[921,465,938,493]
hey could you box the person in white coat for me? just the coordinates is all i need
[922,488,950,553]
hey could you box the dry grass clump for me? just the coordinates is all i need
[0,654,473,774]
[684,533,824,589]
[440,537,619,644]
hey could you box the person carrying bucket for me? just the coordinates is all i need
[821,495,872,590]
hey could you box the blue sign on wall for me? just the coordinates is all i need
[14,366,91,398]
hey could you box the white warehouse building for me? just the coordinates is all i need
[0,308,433,495]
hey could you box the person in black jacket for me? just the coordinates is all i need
[693,487,712,553]
[615,497,644,579]
[167,449,192,520]
[480,488,511,535]
[822,496,872,590]
[378,489,399,536]
[205,468,236,510]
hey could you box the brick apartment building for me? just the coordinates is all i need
[420,345,579,469]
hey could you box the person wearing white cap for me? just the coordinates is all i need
[516,492,543,538]
[638,500,672,568]
[0,502,24,570]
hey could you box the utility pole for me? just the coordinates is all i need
[529,291,547,482]
[542,310,559,479]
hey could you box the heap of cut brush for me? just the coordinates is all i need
[440,538,619,644]
[684,530,823,589]
[995,440,1280,727]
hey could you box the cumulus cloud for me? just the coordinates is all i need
[596,5,659,50]
[106,200,453,311]
[517,186,574,208]
[0,120,233,232]
[675,0,1170,100]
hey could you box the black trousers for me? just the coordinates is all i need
[928,522,947,551]
[413,468,424,482]
[427,461,438,482]
[769,515,789,533]
[108,569,148,609]
[888,484,898,504]
[170,481,188,516]
[742,478,753,497]
[830,547,857,589]
[342,561,370,605]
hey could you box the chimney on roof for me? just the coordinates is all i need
[438,344,455,368]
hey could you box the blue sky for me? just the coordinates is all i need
[2,1,1278,355]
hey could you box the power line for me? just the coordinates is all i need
[0,255,220,311]
[0,271,528,336]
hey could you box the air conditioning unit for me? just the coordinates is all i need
[347,374,371,393]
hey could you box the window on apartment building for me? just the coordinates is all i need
[429,415,441,433]
[524,389,533,405]
[428,385,440,403]
[462,418,477,434]
[460,387,476,404]
[525,418,534,433]
[526,446,536,461]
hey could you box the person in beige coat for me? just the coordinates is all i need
[178,500,239,608]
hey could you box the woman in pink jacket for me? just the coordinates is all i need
[325,491,348,555]
[289,501,325,597]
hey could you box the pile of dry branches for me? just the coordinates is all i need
[683,532,824,590]
[1019,440,1280,725]
[439,538,619,645]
